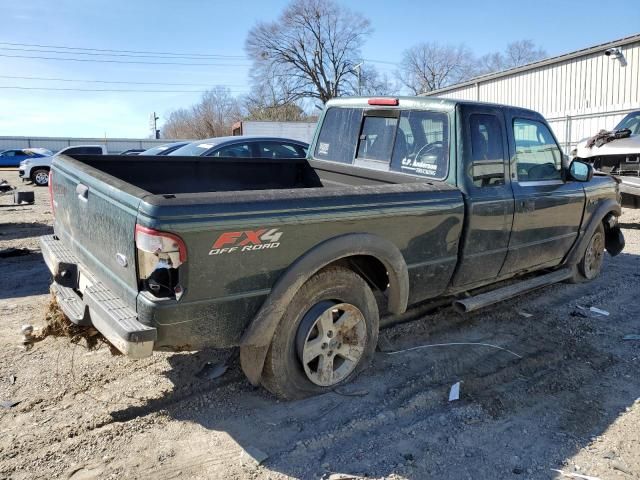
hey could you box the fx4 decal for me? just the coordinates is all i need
[209,228,283,255]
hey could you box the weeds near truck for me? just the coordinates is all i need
[32,296,120,355]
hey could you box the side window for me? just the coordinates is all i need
[356,116,398,162]
[3,150,16,157]
[513,119,562,182]
[210,143,252,158]
[390,110,449,179]
[469,114,505,187]
[314,107,362,163]
[259,142,305,159]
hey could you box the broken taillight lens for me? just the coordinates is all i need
[135,225,187,299]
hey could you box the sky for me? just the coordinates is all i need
[0,0,638,138]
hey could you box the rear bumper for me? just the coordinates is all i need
[40,234,156,358]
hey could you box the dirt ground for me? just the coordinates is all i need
[1,169,639,480]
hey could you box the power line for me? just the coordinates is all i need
[0,41,245,58]
[0,46,245,61]
[0,53,249,66]
[0,74,246,87]
[0,86,248,94]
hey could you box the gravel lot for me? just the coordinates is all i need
[1,169,639,480]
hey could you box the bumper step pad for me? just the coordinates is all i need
[40,234,156,358]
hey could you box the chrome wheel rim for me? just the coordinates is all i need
[296,302,367,387]
[584,231,604,279]
[34,171,49,185]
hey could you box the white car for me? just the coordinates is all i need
[572,111,640,175]
[19,145,107,186]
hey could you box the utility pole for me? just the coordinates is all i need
[149,112,160,139]
[354,62,363,96]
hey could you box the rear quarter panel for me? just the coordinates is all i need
[137,184,464,350]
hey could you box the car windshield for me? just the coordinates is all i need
[168,141,217,156]
[615,111,640,135]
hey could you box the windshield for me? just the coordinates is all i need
[168,141,217,156]
[615,111,640,135]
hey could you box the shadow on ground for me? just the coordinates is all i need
[0,222,52,241]
[0,253,50,299]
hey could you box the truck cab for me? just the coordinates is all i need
[311,97,617,290]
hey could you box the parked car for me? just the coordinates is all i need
[572,110,640,175]
[19,145,107,186]
[0,148,46,168]
[41,96,624,400]
[168,136,309,158]
[119,149,145,156]
[139,141,190,156]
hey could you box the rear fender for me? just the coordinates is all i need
[240,233,409,385]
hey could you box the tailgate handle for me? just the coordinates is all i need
[76,183,89,202]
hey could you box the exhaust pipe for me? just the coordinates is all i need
[453,268,573,313]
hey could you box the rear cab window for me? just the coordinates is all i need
[313,106,449,180]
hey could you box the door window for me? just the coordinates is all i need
[2,150,16,157]
[513,119,562,182]
[210,143,252,158]
[259,142,306,158]
[469,114,505,187]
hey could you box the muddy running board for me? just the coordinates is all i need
[453,268,573,313]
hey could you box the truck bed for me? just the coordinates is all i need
[68,154,425,195]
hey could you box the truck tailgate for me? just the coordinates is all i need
[51,157,143,305]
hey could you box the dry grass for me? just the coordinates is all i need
[32,296,120,355]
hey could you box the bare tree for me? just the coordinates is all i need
[245,0,372,103]
[352,65,399,96]
[399,42,476,94]
[162,86,242,139]
[478,40,547,74]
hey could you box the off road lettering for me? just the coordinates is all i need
[209,228,283,255]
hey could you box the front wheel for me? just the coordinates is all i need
[31,168,50,186]
[260,267,379,400]
[572,223,605,282]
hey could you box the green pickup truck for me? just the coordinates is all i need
[41,97,624,399]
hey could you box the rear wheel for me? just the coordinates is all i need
[261,267,379,400]
[31,168,50,186]
[572,223,605,282]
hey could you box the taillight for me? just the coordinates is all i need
[48,170,55,217]
[135,225,187,299]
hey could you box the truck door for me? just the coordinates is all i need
[499,113,585,275]
[452,105,514,287]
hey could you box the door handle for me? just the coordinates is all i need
[76,183,89,202]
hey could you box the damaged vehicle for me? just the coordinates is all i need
[40,97,624,399]
[572,110,640,175]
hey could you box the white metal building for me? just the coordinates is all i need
[426,34,640,151]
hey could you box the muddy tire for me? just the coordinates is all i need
[31,168,50,187]
[571,223,605,283]
[261,267,379,400]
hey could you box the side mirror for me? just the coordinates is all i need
[569,159,593,182]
